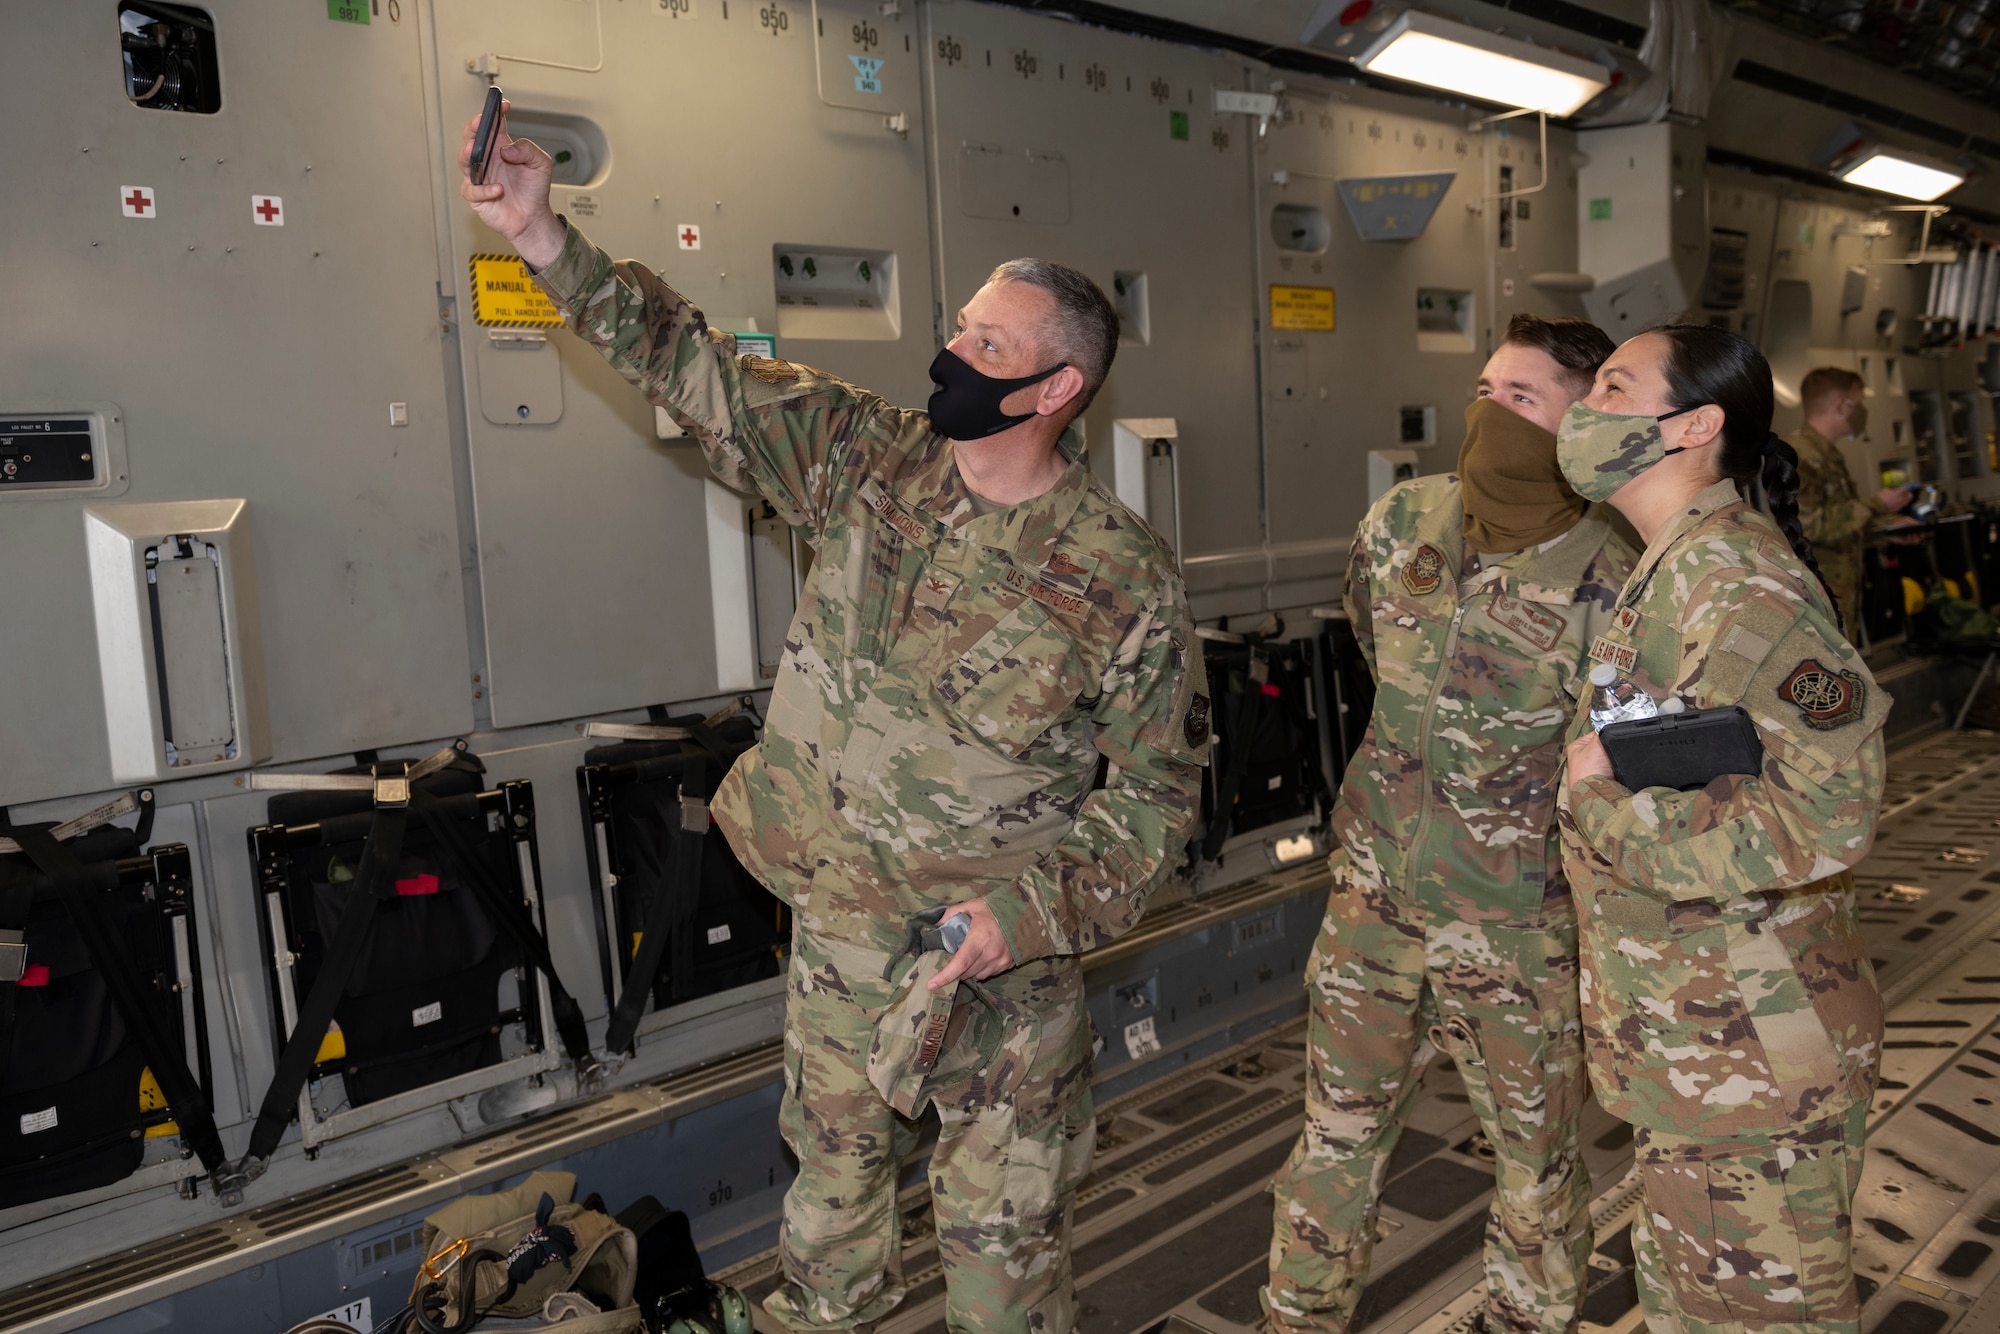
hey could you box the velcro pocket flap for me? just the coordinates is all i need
[935,600,1086,756]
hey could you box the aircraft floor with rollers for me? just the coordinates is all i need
[705,727,2000,1334]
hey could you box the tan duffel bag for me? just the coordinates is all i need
[404,1170,644,1332]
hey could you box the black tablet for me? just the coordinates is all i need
[1598,705,1764,792]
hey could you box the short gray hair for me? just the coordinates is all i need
[986,258,1120,415]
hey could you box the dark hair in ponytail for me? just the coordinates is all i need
[1650,323,1839,618]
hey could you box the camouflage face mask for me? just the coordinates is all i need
[1555,401,1697,504]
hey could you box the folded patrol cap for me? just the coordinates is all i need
[865,951,963,1118]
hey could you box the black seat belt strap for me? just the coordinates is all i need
[0,837,38,1115]
[12,827,230,1176]
[409,792,596,1072]
[1201,661,1262,862]
[225,796,407,1187]
[666,752,709,1006]
[603,752,708,1055]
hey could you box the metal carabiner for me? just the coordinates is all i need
[420,1237,470,1283]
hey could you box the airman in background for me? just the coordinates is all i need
[1264,315,1636,1334]
[1789,365,1912,631]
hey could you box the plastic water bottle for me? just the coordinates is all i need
[1588,661,1659,731]
[939,914,971,953]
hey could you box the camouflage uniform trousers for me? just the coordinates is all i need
[1265,855,1593,1333]
[767,933,1097,1334]
[1625,1103,1868,1334]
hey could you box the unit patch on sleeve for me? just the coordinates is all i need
[1777,658,1866,730]
[1184,692,1212,748]
[1485,595,1563,651]
[744,355,800,384]
[1589,636,1638,674]
[1400,544,1445,596]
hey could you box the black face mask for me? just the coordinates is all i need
[926,347,1067,441]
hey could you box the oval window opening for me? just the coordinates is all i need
[1271,204,1330,254]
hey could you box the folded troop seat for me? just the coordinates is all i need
[0,790,223,1210]
[223,746,594,1193]
[1198,627,1334,878]
[577,705,789,1056]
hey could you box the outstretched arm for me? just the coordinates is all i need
[458,103,871,536]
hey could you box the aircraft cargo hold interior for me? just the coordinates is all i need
[10,1,2000,1332]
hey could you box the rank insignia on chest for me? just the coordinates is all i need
[1401,545,1445,596]
[1616,607,1639,632]
[1777,658,1866,729]
[1486,595,1563,651]
[914,569,960,611]
[1589,636,1638,673]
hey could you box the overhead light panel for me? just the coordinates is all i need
[1837,147,1965,202]
[1353,10,1609,117]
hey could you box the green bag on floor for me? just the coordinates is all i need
[1928,582,1999,647]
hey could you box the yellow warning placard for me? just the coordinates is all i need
[1270,284,1336,332]
[470,253,563,328]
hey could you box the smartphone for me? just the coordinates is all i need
[469,85,505,186]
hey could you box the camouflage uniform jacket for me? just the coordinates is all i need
[1790,424,1885,620]
[533,223,1209,972]
[1335,475,1636,924]
[1557,479,1888,1136]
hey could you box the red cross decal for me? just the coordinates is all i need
[126,190,152,213]
[121,186,156,217]
[255,198,280,222]
[680,227,700,247]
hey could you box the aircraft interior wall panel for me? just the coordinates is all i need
[1490,124,1587,330]
[921,1,1263,576]
[1769,199,1924,354]
[431,0,937,729]
[1708,170,2000,503]
[1929,354,1999,495]
[1759,192,1973,488]
[0,2,474,808]
[1254,84,1494,606]
[1705,171,1781,343]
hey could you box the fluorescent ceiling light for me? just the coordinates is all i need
[1354,10,1609,117]
[1838,148,1965,202]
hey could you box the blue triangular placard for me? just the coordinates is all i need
[1335,172,1457,241]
